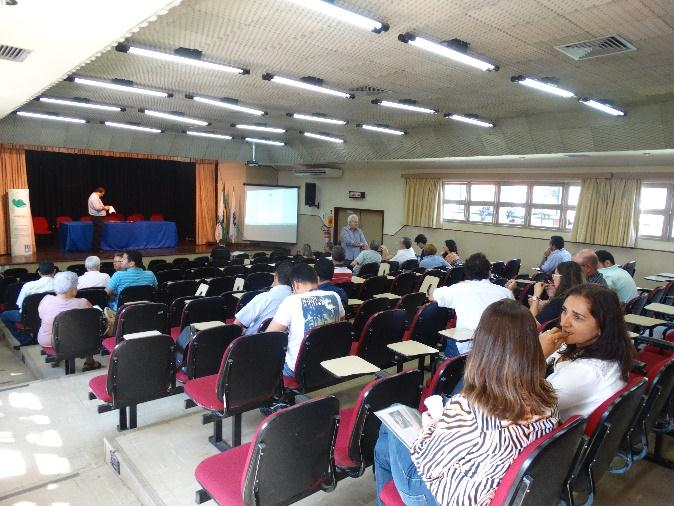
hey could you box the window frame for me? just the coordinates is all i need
[638,184,674,240]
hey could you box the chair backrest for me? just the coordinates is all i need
[344,370,423,472]
[390,271,416,296]
[234,252,250,259]
[420,354,468,409]
[248,263,273,273]
[76,288,108,309]
[53,308,102,359]
[169,295,201,327]
[118,284,155,306]
[646,284,668,306]
[151,262,174,273]
[354,309,407,368]
[244,272,274,291]
[3,267,28,278]
[252,251,268,258]
[503,258,522,279]
[127,213,144,222]
[147,259,166,270]
[55,215,72,226]
[149,213,164,221]
[490,261,506,278]
[406,302,451,347]
[358,262,380,278]
[21,291,54,332]
[160,279,198,305]
[3,282,24,310]
[352,297,390,339]
[180,296,226,330]
[205,276,235,296]
[80,215,92,221]
[241,396,340,506]
[490,416,587,506]
[20,273,40,283]
[156,269,183,285]
[399,259,419,271]
[223,265,246,277]
[418,274,441,296]
[445,264,466,286]
[625,294,647,316]
[396,292,428,328]
[172,257,189,266]
[621,260,636,278]
[185,324,242,380]
[217,331,287,412]
[359,275,390,300]
[108,334,175,408]
[294,321,353,392]
[67,263,86,275]
[32,216,50,233]
[115,302,169,343]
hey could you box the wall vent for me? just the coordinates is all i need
[556,35,635,60]
[0,44,30,62]
[292,167,343,178]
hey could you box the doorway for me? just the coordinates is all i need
[333,207,384,246]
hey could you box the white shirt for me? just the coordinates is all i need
[547,358,625,420]
[16,276,55,310]
[389,247,417,264]
[272,289,345,371]
[77,270,111,290]
[432,279,514,330]
[235,284,292,335]
[88,192,106,216]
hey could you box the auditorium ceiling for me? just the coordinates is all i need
[1,0,674,165]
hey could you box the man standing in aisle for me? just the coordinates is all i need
[88,187,111,253]
[340,214,367,263]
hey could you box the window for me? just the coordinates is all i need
[638,185,674,239]
[441,182,580,231]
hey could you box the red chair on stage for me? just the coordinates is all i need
[32,216,51,236]
[149,213,164,221]
[55,216,72,228]
[127,213,144,222]
[80,216,92,221]
[105,213,124,222]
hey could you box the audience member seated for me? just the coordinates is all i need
[419,244,450,270]
[572,249,608,287]
[414,234,428,258]
[331,245,352,283]
[341,214,367,262]
[441,239,461,266]
[314,258,348,307]
[540,284,634,420]
[77,255,110,289]
[379,236,416,264]
[105,250,157,312]
[1,261,56,345]
[112,252,125,272]
[233,261,292,335]
[38,271,100,371]
[351,240,382,275]
[374,299,558,506]
[267,263,345,377]
[596,250,638,303]
[432,253,514,355]
[539,235,572,275]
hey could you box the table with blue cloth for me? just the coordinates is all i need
[58,221,178,252]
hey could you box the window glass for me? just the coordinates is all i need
[567,186,580,206]
[471,184,496,202]
[444,184,467,201]
[639,214,664,236]
[565,210,576,230]
[499,185,527,204]
[443,203,465,221]
[498,206,526,225]
[532,185,562,205]
[531,208,561,228]
[640,187,667,211]
[469,205,494,223]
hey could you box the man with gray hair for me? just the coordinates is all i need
[78,256,110,289]
[572,249,608,287]
[340,214,367,263]
[351,239,382,275]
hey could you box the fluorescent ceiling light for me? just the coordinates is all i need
[104,121,161,133]
[73,77,170,97]
[189,95,266,116]
[372,99,437,114]
[400,34,497,72]
[289,113,347,125]
[285,0,387,33]
[579,98,625,116]
[234,124,286,133]
[358,124,405,136]
[16,111,86,123]
[302,131,345,143]
[142,109,208,126]
[262,74,354,99]
[244,137,286,146]
[445,114,493,128]
[511,76,575,98]
[38,97,123,112]
[186,131,232,140]
[124,46,247,74]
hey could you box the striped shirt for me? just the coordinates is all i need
[107,267,157,310]
[411,394,558,505]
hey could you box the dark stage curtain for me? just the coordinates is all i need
[25,150,196,240]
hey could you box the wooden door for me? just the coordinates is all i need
[333,207,384,246]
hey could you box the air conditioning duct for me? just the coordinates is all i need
[292,167,343,178]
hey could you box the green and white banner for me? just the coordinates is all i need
[8,188,34,256]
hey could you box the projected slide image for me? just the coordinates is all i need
[243,185,298,243]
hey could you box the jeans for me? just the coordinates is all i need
[1,309,33,344]
[374,424,437,505]
[443,339,473,357]
[282,362,294,377]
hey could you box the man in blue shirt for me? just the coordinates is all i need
[340,214,367,262]
[595,250,639,303]
[233,261,293,334]
[315,258,348,308]
[539,235,572,275]
[105,250,157,311]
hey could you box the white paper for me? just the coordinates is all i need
[124,330,161,340]
[233,277,245,291]
[192,321,225,331]
[375,404,422,449]
[195,283,209,296]
[108,206,116,214]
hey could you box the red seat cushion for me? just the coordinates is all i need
[334,407,357,469]
[170,326,180,341]
[283,375,300,389]
[89,374,111,402]
[101,337,116,353]
[194,443,250,506]
[42,346,56,356]
[636,351,673,388]
[350,341,360,356]
[176,370,188,384]
[184,374,223,411]
[380,480,405,506]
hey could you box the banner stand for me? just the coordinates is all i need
[8,188,35,256]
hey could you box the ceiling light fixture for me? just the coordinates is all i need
[71,77,170,97]
[38,97,123,112]
[186,95,266,116]
[444,113,494,128]
[511,76,575,98]
[186,131,233,140]
[398,33,498,72]
[16,111,86,123]
[285,0,388,33]
[372,99,437,114]
[233,124,286,133]
[117,44,248,74]
[357,124,406,135]
[140,109,208,126]
[103,121,162,133]
[578,98,625,116]
[287,112,347,125]
[244,137,286,146]
[301,131,345,143]
[262,74,354,99]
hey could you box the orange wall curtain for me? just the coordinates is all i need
[0,146,32,255]
[195,161,217,245]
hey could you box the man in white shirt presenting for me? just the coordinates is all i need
[267,263,345,377]
[88,186,111,253]
[77,256,111,289]
[432,252,514,356]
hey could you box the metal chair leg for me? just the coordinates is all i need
[129,404,137,429]
[232,414,242,447]
[118,407,128,431]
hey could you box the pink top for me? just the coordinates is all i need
[37,295,91,348]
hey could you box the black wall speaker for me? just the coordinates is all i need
[305,182,317,207]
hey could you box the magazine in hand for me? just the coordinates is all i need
[375,404,422,449]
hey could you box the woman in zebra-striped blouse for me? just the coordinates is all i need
[374,299,559,506]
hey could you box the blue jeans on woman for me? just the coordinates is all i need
[374,424,437,505]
